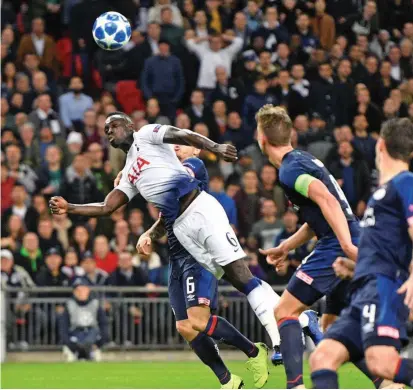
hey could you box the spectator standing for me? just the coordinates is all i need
[210,66,245,113]
[16,18,58,75]
[141,40,184,121]
[148,0,183,27]
[333,59,355,126]
[234,170,261,240]
[185,33,243,93]
[59,278,108,362]
[243,0,263,32]
[310,62,334,123]
[352,114,377,170]
[254,7,289,50]
[93,235,118,274]
[296,13,319,55]
[58,77,93,131]
[160,8,184,48]
[311,0,335,51]
[328,141,371,217]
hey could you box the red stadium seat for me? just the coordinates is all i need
[56,38,72,78]
[115,81,145,114]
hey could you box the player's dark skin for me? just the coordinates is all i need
[49,115,254,291]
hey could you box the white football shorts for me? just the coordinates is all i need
[173,191,246,279]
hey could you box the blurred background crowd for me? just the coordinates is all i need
[1,0,413,332]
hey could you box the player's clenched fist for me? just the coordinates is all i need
[49,196,68,215]
[215,143,238,162]
[259,244,289,270]
[333,257,355,280]
[136,234,152,255]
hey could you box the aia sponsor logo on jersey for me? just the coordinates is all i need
[128,156,150,184]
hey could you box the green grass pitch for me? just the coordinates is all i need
[1,361,374,389]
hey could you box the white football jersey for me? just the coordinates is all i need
[115,124,199,221]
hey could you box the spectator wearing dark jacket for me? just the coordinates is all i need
[106,251,149,297]
[59,278,108,362]
[221,112,253,151]
[296,13,319,54]
[59,154,103,224]
[2,184,39,233]
[333,59,355,126]
[254,7,289,50]
[185,89,219,141]
[352,114,377,170]
[352,87,383,136]
[36,248,71,300]
[160,8,185,48]
[233,170,261,240]
[141,40,184,122]
[210,66,245,113]
[328,141,371,217]
[243,76,277,131]
[36,145,64,196]
[37,218,63,255]
[14,232,44,281]
[310,62,335,123]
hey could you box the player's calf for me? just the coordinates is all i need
[310,339,350,389]
[366,346,412,385]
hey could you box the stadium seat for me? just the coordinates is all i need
[56,38,72,78]
[115,81,146,114]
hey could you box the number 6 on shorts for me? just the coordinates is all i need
[186,276,195,294]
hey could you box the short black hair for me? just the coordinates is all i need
[380,118,413,163]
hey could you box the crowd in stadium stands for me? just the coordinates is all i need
[1,0,413,328]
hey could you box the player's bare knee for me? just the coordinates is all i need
[365,346,399,379]
[176,320,197,341]
[274,302,299,321]
[187,306,211,332]
[310,340,348,371]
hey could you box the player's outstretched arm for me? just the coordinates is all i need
[308,179,358,261]
[259,223,315,267]
[49,189,129,217]
[163,126,237,162]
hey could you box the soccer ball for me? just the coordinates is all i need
[92,11,131,51]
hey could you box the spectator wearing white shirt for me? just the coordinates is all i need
[185,34,243,95]
[59,77,93,131]
[148,0,183,27]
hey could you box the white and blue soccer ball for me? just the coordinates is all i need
[92,11,131,51]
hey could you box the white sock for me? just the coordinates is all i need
[298,312,309,328]
[247,281,281,347]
